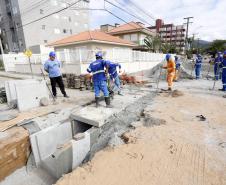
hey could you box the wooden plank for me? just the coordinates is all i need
[0,106,59,132]
[0,126,30,181]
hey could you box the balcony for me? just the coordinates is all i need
[6,3,12,15]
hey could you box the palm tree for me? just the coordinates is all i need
[144,35,161,52]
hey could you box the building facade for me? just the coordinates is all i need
[0,0,89,53]
[148,19,186,52]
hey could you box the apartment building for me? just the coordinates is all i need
[0,0,90,53]
[148,19,186,52]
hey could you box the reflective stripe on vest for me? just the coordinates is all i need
[92,70,105,75]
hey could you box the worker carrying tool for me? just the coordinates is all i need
[44,51,69,98]
[162,54,175,91]
[219,51,226,91]
[194,54,203,79]
[106,61,123,96]
[87,51,113,108]
[214,52,223,80]
[173,55,181,82]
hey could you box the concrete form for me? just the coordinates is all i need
[5,79,49,111]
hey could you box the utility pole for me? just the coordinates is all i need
[184,17,193,52]
[197,38,200,53]
[0,29,4,54]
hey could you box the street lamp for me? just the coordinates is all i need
[0,29,4,54]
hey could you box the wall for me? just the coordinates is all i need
[2,45,167,75]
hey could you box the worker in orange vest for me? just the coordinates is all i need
[162,54,176,91]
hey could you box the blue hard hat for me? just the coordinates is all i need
[175,56,178,60]
[166,54,171,60]
[95,51,103,58]
[49,51,56,57]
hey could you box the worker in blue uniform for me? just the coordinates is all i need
[106,61,123,95]
[87,51,113,108]
[194,54,202,79]
[214,52,223,80]
[44,51,69,98]
[219,51,226,91]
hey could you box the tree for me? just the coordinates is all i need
[144,35,161,52]
[205,40,226,54]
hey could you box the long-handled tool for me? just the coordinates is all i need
[40,68,56,102]
[206,62,211,80]
[156,65,163,91]
[190,59,195,79]
[211,62,220,90]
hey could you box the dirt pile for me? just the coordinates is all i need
[171,90,184,97]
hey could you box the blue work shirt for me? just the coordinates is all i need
[44,59,62,78]
[195,56,202,66]
[214,56,223,66]
[87,59,107,82]
[106,61,121,79]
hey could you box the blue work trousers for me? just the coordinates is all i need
[195,65,201,79]
[93,80,109,97]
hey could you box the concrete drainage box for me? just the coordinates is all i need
[30,119,94,179]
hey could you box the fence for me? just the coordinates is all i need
[0,49,166,75]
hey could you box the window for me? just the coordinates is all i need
[51,0,58,6]
[12,7,17,15]
[40,9,44,14]
[75,11,79,16]
[123,35,130,40]
[131,34,138,41]
[63,29,67,33]
[5,43,8,50]
[53,14,59,19]
[61,3,67,8]
[54,28,60,34]
[42,25,46,30]
[44,40,48,43]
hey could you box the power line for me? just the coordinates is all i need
[124,0,156,21]
[104,0,153,27]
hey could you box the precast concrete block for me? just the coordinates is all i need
[30,122,72,166]
[72,131,90,169]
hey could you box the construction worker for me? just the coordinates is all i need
[162,54,175,91]
[219,51,226,91]
[194,54,202,79]
[44,51,69,98]
[106,61,123,95]
[174,56,181,82]
[87,51,113,108]
[214,52,223,80]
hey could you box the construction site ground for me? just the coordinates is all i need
[55,79,226,185]
[0,74,226,185]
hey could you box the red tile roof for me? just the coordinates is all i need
[48,30,137,47]
[108,21,151,34]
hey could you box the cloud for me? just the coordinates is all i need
[89,0,226,41]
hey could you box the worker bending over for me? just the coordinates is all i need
[106,61,123,96]
[174,55,181,81]
[162,54,176,91]
[87,52,113,108]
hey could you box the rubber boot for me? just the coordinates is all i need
[105,97,113,108]
[118,91,123,96]
[168,87,172,91]
[95,97,100,108]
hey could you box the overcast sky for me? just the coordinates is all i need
[88,0,226,41]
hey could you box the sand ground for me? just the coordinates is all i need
[56,79,226,185]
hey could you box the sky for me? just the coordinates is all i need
[88,0,226,41]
